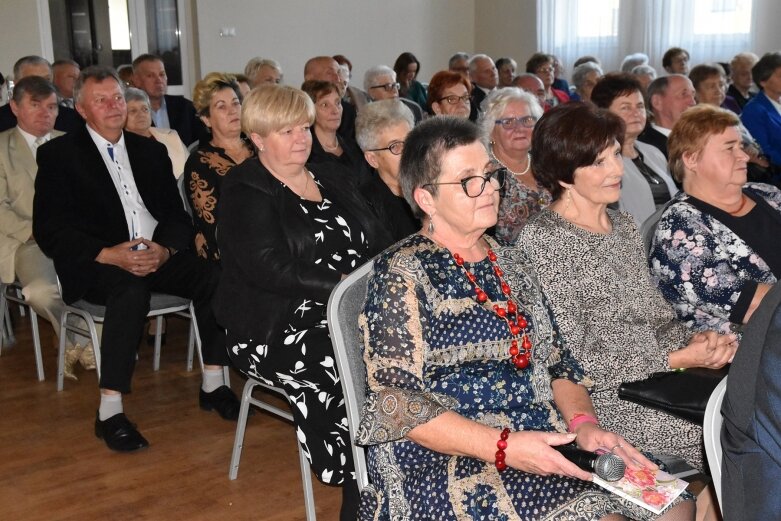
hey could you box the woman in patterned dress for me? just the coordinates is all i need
[479,88,551,244]
[213,84,392,520]
[358,116,695,520]
[185,72,254,262]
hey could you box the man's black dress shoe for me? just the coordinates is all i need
[199,385,241,421]
[95,412,150,452]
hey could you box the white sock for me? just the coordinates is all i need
[98,393,123,421]
[201,368,225,393]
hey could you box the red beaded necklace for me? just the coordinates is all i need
[453,248,532,369]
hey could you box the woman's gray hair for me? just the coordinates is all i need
[355,99,414,151]
[124,87,150,106]
[571,62,604,88]
[363,65,396,93]
[244,57,282,85]
[631,64,657,78]
[477,87,543,141]
[620,53,649,73]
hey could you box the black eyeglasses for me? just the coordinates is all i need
[437,94,470,105]
[495,115,538,130]
[366,140,404,155]
[423,168,506,198]
[369,82,400,92]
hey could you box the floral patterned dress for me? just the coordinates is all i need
[649,183,781,333]
[495,172,552,244]
[184,140,254,262]
[357,234,677,521]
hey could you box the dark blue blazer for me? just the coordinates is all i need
[741,91,781,167]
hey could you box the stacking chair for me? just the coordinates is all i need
[704,375,728,509]
[0,281,44,381]
[326,260,374,494]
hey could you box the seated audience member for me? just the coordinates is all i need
[519,103,736,474]
[727,52,759,110]
[638,74,696,158]
[650,105,781,333]
[33,66,239,453]
[214,85,391,520]
[480,88,549,242]
[358,115,695,521]
[52,59,80,108]
[132,53,205,146]
[355,99,418,240]
[467,54,498,120]
[426,70,471,118]
[393,52,428,108]
[689,63,741,114]
[573,55,601,68]
[0,76,94,380]
[511,72,547,108]
[632,64,657,93]
[620,53,650,73]
[550,54,570,92]
[117,64,133,88]
[0,55,82,133]
[740,52,781,171]
[333,54,371,112]
[569,61,603,102]
[243,57,283,87]
[233,73,251,99]
[591,73,678,225]
[305,56,357,139]
[185,73,253,262]
[448,52,470,76]
[124,87,188,179]
[495,57,517,88]
[364,65,424,124]
[301,80,369,179]
[721,282,781,521]
[663,47,691,75]
[526,52,569,109]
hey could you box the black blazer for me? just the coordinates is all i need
[33,123,194,303]
[469,87,488,122]
[214,159,393,345]
[337,99,357,141]
[637,123,669,159]
[0,103,83,133]
[162,94,207,146]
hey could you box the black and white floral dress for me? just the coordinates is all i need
[228,175,369,485]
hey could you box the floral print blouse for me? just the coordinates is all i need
[495,172,552,244]
[649,183,781,333]
[184,140,254,262]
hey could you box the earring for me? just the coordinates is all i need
[258,146,264,153]
[428,217,434,234]
[564,188,572,213]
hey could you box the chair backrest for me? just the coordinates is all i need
[704,375,728,509]
[640,197,676,256]
[327,259,374,491]
[177,173,193,219]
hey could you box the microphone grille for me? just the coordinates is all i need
[594,453,626,482]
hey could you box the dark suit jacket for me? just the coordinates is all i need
[721,282,781,520]
[637,123,669,159]
[469,86,488,122]
[214,159,392,345]
[161,94,207,147]
[0,103,82,133]
[337,99,357,141]
[33,123,194,303]
[727,84,754,110]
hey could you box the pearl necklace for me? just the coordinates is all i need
[321,135,340,151]
[491,149,531,176]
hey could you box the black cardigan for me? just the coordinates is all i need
[213,158,393,344]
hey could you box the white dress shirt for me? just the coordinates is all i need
[16,127,52,158]
[151,97,171,129]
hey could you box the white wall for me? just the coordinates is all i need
[0,0,47,80]
[474,0,537,67]
[194,0,474,91]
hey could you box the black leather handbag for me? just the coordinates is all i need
[617,367,728,424]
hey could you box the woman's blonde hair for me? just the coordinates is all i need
[241,84,315,137]
[192,72,240,116]
[668,105,740,183]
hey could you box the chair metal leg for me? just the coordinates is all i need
[299,448,317,521]
[186,318,195,371]
[57,311,69,391]
[229,379,257,480]
[0,291,7,352]
[153,315,163,371]
[188,303,205,372]
[29,308,44,381]
[2,292,15,347]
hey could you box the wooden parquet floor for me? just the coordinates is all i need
[0,309,340,520]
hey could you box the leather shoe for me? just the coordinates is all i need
[94,412,149,452]
[199,385,241,421]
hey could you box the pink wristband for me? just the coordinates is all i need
[568,413,599,433]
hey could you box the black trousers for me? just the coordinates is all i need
[83,252,228,394]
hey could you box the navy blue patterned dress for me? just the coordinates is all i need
[357,234,670,520]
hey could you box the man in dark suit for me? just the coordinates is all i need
[304,56,357,139]
[0,55,82,133]
[468,54,498,121]
[131,54,205,146]
[637,74,696,159]
[33,66,239,453]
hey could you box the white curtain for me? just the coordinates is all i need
[538,0,757,74]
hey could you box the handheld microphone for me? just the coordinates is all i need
[553,443,626,481]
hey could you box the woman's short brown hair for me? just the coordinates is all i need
[667,104,740,183]
[300,80,340,103]
[532,103,625,200]
[426,70,472,113]
[241,84,315,138]
[192,72,240,116]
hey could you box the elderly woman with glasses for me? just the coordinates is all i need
[364,65,424,124]
[526,52,570,110]
[480,87,549,243]
[570,61,604,103]
[425,70,472,118]
[358,115,692,521]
